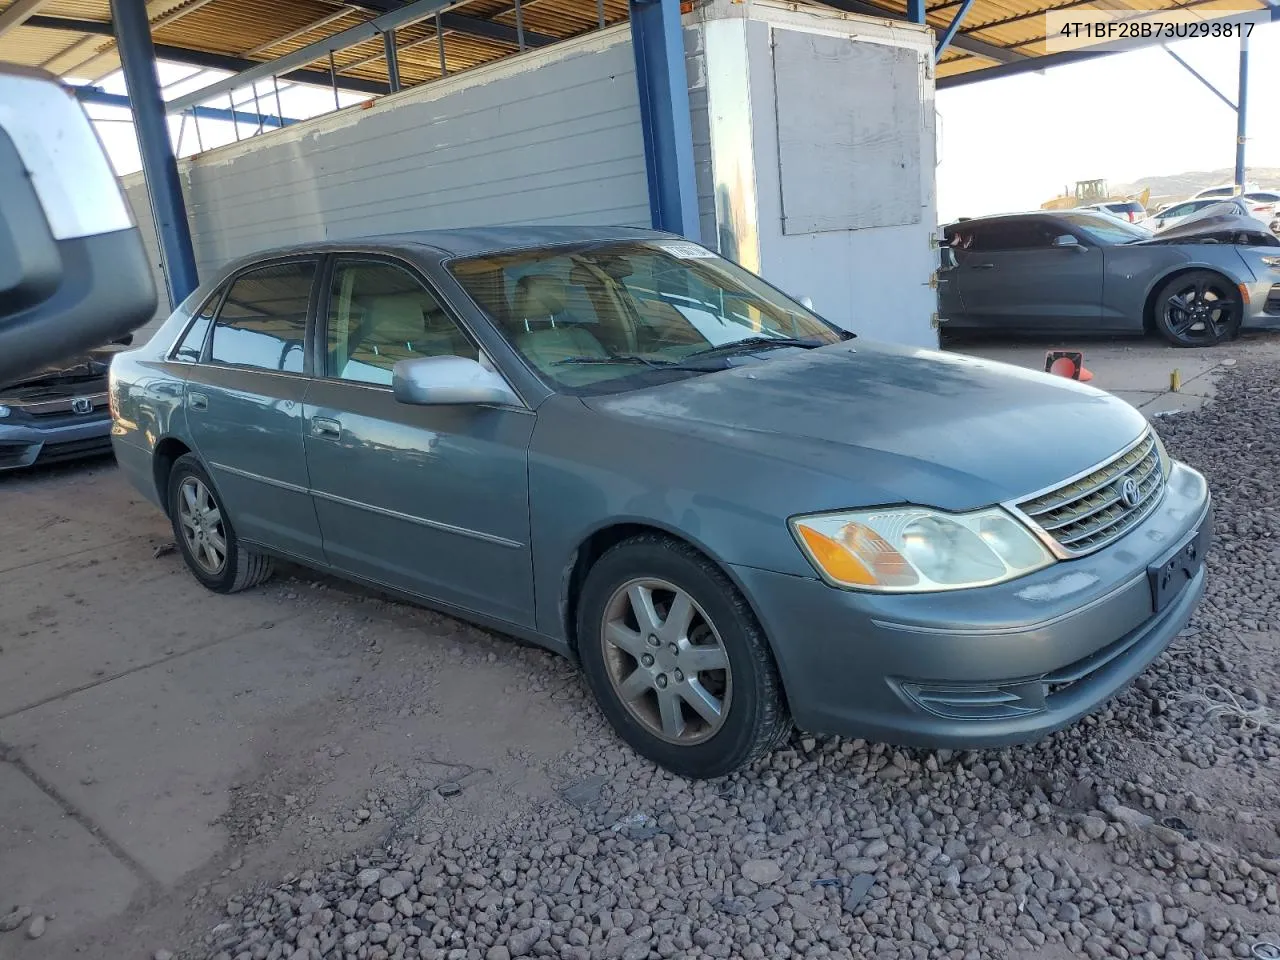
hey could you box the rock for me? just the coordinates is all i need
[507,925,544,956]
[753,891,786,911]
[0,907,31,933]
[741,859,783,885]
[154,952,175,960]
[25,915,46,940]
[357,868,383,889]
[379,876,406,899]
[863,839,890,858]
[1178,919,1206,948]
[1135,902,1164,931]
[961,865,991,884]
[486,947,511,960]
[1079,815,1108,840]
[368,901,394,923]
[1107,804,1155,830]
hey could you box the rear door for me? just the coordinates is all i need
[301,255,537,626]
[182,257,325,563]
[954,218,1103,330]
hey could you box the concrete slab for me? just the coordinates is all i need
[946,334,1280,416]
[0,621,358,888]
[0,538,300,718]
[0,764,139,957]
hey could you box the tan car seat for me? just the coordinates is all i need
[510,274,607,369]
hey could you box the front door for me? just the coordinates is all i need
[302,256,537,627]
[956,219,1103,330]
[183,258,325,563]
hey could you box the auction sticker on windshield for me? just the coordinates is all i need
[654,241,718,259]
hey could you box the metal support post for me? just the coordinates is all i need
[110,0,198,306]
[384,28,401,92]
[273,76,284,126]
[229,92,240,139]
[628,0,699,238]
[908,0,925,24]
[329,49,340,109]
[514,0,526,50]
[437,13,447,76]
[1234,31,1248,192]
[597,0,606,28]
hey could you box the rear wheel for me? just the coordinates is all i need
[167,453,274,593]
[1153,270,1242,347]
[576,535,791,778]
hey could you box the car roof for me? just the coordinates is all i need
[221,225,676,268]
[942,210,1109,229]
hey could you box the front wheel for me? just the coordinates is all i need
[576,535,791,778]
[1153,271,1242,347]
[167,453,274,593]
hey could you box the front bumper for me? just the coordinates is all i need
[0,415,114,470]
[1242,278,1280,330]
[736,461,1211,748]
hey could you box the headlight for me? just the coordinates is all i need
[790,506,1055,592]
[1263,256,1280,268]
[0,405,10,418]
[1153,429,1172,478]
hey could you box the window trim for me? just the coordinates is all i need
[202,254,323,377]
[165,284,230,364]
[312,251,529,410]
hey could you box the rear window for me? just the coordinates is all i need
[209,261,317,373]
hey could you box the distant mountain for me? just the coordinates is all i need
[1112,167,1280,206]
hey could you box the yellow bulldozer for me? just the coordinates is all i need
[1042,179,1151,212]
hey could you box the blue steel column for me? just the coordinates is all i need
[629,0,699,238]
[908,0,926,23]
[1234,31,1248,192]
[111,0,198,306]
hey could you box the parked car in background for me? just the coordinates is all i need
[939,208,1280,346]
[1079,200,1148,223]
[1242,191,1280,224]
[0,338,130,471]
[1142,197,1266,232]
[1193,182,1259,200]
[110,226,1212,778]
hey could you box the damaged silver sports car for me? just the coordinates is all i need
[939,205,1280,346]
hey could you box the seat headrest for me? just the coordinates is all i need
[364,294,425,343]
[513,274,569,320]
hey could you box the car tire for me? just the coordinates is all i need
[1152,270,1242,347]
[576,534,792,779]
[167,453,274,594]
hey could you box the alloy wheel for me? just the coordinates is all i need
[599,578,732,745]
[1163,277,1237,344]
[178,475,227,575]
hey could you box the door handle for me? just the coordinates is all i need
[311,417,342,441]
[970,263,995,270]
[188,392,209,411]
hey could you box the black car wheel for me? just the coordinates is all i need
[167,453,274,593]
[1153,270,1242,347]
[576,534,792,778]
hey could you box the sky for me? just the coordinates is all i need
[935,21,1280,222]
[83,19,1279,224]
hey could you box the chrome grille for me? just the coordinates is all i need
[1016,431,1165,556]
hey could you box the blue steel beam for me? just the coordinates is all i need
[629,0,699,239]
[1235,32,1248,190]
[1163,46,1235,110]
[934,0,975,58]
[111,0,199,306]
[72,86,296,127]
[907,0,926,23]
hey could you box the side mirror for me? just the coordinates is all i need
[1052,234,1083,250]
[0,66,157,383]
[392,355,520,407]
[799,296,815,310]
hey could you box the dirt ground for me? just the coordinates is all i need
[3,333,1280,960]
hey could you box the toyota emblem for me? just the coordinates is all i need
[1117,477,1141,509]
[70,397,94,415]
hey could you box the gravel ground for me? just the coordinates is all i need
[12,358,1280,960]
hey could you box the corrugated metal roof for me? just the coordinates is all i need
[0,0,1269,95]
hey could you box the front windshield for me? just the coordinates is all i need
[448,240,845,395]
[1057,212,1149,244]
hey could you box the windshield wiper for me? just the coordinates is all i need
[554,355,673,368]
[682,335,827,360]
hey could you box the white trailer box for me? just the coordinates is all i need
[123,0,937,348]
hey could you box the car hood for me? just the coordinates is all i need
[585,340,1151,512]
[1143,212,1279,246]
[0,348,115,393]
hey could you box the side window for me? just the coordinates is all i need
[326,260,478,386]
[171,288,224,363]
[209,260,317,373]
[973,221,1056,251]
